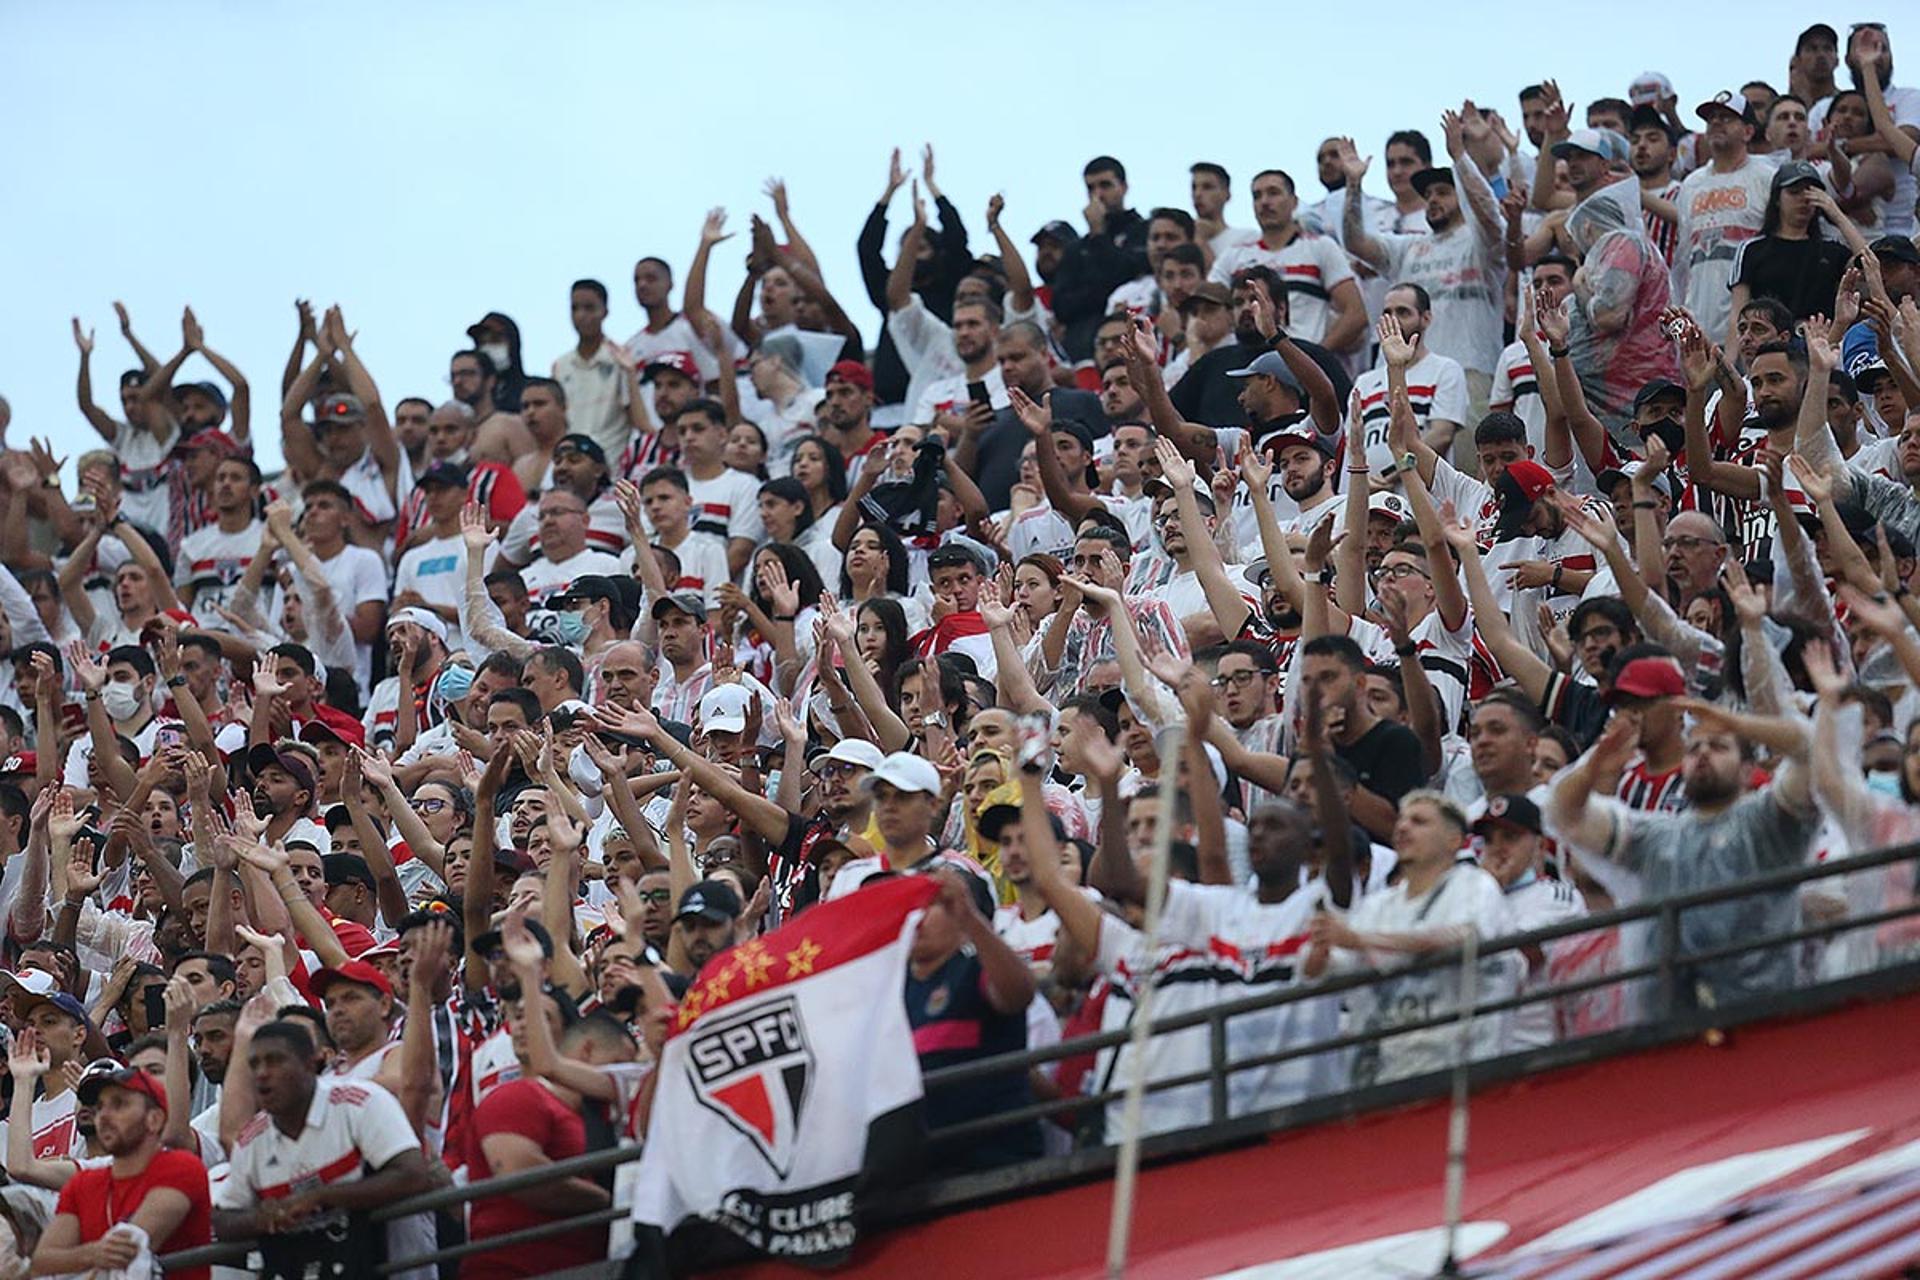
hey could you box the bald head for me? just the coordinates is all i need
[1663,511,1729,596]
[1666,512,1724,543]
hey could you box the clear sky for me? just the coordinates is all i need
[1,1,1830,475]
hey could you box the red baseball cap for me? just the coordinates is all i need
[1493,460,1557,537]
[180,428,241,456]
[641,351,700,383]
[311,958,393,1001]
[76,1062,169,1115]
[1605,656,1686,702]
[0,752,36,775]
[826,360,874,393]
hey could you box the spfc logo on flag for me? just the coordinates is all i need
[688,996,814,1178]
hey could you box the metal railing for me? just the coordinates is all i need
[159,837,1920,1275]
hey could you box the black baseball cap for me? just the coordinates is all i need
[1627,104,1676,142]
[472,918,553,959]
[418,460,471,490]
[1410,167,1456,196]
[1870,235,1920,266]
[675,880,743,924]
[553,434,608,467]
[322,853,376,894]
[1632,378,1686,413]
[1472,794,1542,837]
[1031,220,1079,246]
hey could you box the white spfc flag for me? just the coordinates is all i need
[631,875,936,1265]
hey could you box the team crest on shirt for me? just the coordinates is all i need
[687,996,814,1177]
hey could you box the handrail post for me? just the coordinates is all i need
[1654,901,1681,1019]
[1208,1010,1228,1126]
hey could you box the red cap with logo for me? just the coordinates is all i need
[1605,657,1686,702]
[826,360,874,393]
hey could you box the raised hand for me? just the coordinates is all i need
[700,206,732,248]
[1641,430,1672,478]
[7,1026,47,1081]
[1550,491,1616,548]
[1304,512,1344,573]
[296,298,317,344]
[757,556,799,618]
[986,192,1004,230]
[977,576,1017,629]
[66,641,107,693]
[762,179,789,219]
[884,147,907,200]
[114,301,134,337]
[909,179,927,230]
[459,500,497,554]
[1720,561,1766,628]
[47,787,82,843]
[231,790,267,843]
[1240,443,1274,493]
[1336,137,1371,186]
[182,306,204,351]
[1801,637,1848,700]
[1153,436,1196,490]
[1377,312,1417,368]
[612,478,646,535]
[1786,453,1836,506]
[252,653,288,699]
[72,317,95,355]
[1007,386,1052,439]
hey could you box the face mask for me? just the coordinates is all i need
[1642,417,1686,458]
[102,680,143,722]
[1866,769,1903,798]
[480,342,511,373]
[553,611,590,644]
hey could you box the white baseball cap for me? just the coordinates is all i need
[387,606,448,644]
[697,684,755,735]
[859,752,943,797]
[809,738,885,771]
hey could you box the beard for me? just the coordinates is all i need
[1683,764,1741,806]
[250,789,278,817]
[1267,599,1302,631]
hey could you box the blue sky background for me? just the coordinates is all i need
[1,2,1828,474]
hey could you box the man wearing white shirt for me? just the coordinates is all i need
[909,299,1006,427]
[1212,171,1367,360]
[1346,285,1470,465]
[674,400,762,578]
[294,481,389,697]
[392,462,482,646]
[1811,25,1920,236]
[1673,91,1776,350]
[553,278,644,462]
[624,255,732,387]
[516,490,624,607]
[1342,120,1507,420]
[1191,161,1258,256]
[634,468,732,606]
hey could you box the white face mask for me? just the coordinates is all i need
[480,342,511,373]
[102,679,144,722]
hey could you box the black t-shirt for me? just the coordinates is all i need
[1336,718,1426,807]
[1730,235,1851,322]
[973,387,1107,510]
[906,951,1040,1172]
[1170,338,1354,429]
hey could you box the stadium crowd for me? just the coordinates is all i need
[0,16,1919,1276]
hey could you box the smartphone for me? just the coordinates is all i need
[143,985,167,1030]
[966,380,992,407]
[155,724,185,752]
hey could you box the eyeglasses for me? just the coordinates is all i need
[636,889,672,905]
[1661,535,1722,552]
[1210,669,1265,690]
[1379,563,1430,581]
[414,798,449,815]
[814,761,862,781]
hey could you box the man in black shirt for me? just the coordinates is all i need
[1172,265,1353,428]
[1297,635,1425,841]
[857,147,974,407]
[1049,156,1151,361]
[958,320,1105,509]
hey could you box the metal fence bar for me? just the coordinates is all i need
[378,1207,630,1274]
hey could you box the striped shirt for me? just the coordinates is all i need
[1346,349,1470,473]
[1617,755,1687,813]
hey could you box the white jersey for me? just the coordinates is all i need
[517,547,625,608]
[1093,878,1345,1137]
[1499,872,1586,1050]
[1346,351,1470,473]
[312,543,389,697]
[553,342,635,463]
[1210,232,1355,348]
[625,530,730,606]
[686,468,765,546]
[1330,863,1515,1086]
[176,519,266,614]
[214,1079,435,1280]
[1375,215,1505,377]
[993,905,1062,968]
[1673,156,1776,345]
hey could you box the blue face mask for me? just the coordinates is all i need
[436,664,475,703]
[552,611,589,644]
[1866,769,1904,799]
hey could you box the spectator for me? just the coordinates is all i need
[1049,156,1151,361]
[1673,90,1773,350]
[31,1062,211,1279]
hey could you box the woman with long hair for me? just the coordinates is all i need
[839,521,927,632]
[1824,89,1897,238]
[760,475,840,588]
[725,421,771,480]
[724,542,826,692]
[790,435,848,522]
[1728,166,1862,323]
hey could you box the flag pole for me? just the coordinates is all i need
[1105,725,1182,1279]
